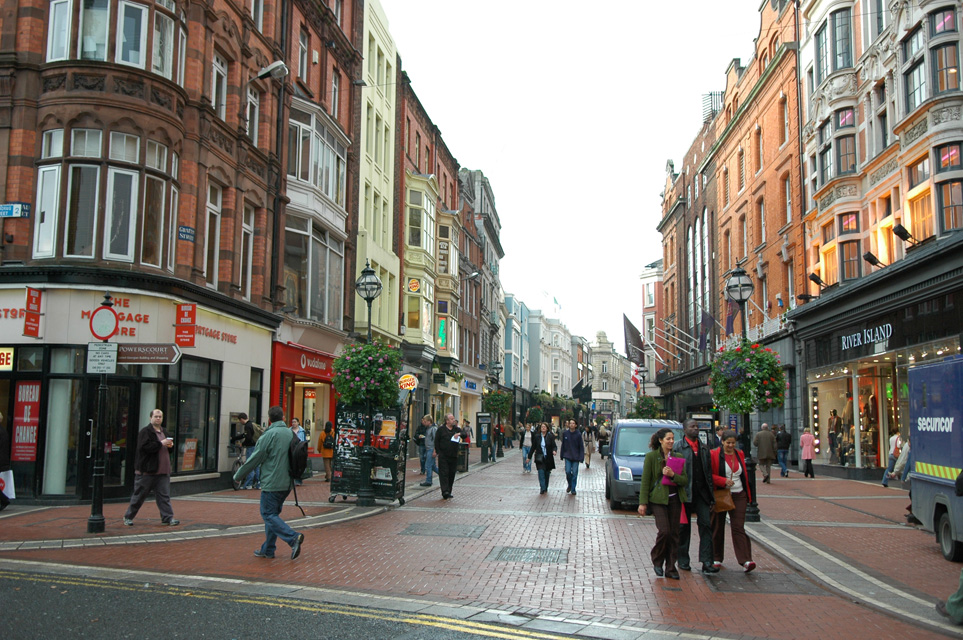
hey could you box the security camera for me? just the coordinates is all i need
[256,61,288,81]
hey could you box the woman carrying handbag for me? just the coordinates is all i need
[709,429,756,573]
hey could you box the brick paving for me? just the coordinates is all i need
[0,447,960,639]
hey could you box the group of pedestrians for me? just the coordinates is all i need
[638,420,755,580]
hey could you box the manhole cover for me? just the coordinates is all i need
[400,523,487,539]
[705,572,825,595]
[486,546,568,563]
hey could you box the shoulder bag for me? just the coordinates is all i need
[713,448,736,512]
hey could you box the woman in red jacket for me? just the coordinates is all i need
[709,429,756,573]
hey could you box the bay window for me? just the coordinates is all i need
[939,180,963,231]
[910,194,934,240]
[283,217,344,328]
[240,206,254,300]
[205,183,221,285]
[841,241,860,280]
[933,43,960,93]
[938,142,962,171]
[117,1,148,68]
[152,11,175,79]
[79,0,109,61]
[48,0,72,61]
[64,165,98,258]
[287,106,349,207]
[212,54,227,120]
[105,168,138,260]
[141,176,165,266]
[814,9,852,84]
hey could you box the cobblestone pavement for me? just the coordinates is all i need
[0,446,960,639]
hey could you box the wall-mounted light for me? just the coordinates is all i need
[254,60,288,81]
[808,273,826,287]
[893,223,919,245]
[863,252,887,268]
[796,293,819,303]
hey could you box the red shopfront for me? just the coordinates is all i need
[271,342,337,456]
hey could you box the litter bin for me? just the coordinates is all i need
[457,441,470,472]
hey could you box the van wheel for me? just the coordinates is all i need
[605,480,611,499]
[610,498,621,511]
[938,512,963,561]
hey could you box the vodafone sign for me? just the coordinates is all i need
[274,342,334,380]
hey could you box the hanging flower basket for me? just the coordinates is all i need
[631,394,659,419]
[526,405,544,423]
[708,340,787,414]
[332,341,403,408]
[482,389,513,417]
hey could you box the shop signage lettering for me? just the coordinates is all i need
[80,297,150,336]
[840,323,893,351]
[0,308,26,319]
[196,325,238,343]
[300,354,328,371]
[464,380,477,391]
[917,416,954,432]
[12,381,40,462]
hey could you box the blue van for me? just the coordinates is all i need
[602,419,684,511]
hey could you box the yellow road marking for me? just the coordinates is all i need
[0,570,567,639]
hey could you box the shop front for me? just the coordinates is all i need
[791,232,963,478]
[270,341,337,455]
[459,374,482,424]
[1,286,277,502]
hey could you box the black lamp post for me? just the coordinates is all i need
[87,293,115,533]
[355,260,382,507]
[490,361,504,457]
[725,266,760,522]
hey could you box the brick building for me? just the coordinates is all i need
[0,0,362,500]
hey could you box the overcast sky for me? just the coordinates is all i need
[380,0,762,351]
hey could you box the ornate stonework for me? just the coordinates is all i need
[902,117,928,146]
[932,106,963,125]
[819,184,859,211]
[870,158,899,186]
[151,88,173,111]
[43,74,66,93]
[113,78,144,99]
[71,74,105,92]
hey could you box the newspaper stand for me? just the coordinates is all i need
[328,405,408,505]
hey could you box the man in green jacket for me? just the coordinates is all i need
[233,405,304,560]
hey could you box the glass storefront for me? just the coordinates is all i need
[807,336,960,468]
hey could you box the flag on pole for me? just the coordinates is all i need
[698,310,714,351]
[631,364,640,393]
[623,314,645,366]
[725,299,739,336]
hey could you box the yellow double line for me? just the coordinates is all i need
[0,569,568,639]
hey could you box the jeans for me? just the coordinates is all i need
[777,449,789,477]
[564,458,580,493]
[243,446,260,488]
[418,444,427,473]
[882,454,897,486]
[522,446,531,472]
[425,451,439,484]
[259,489,299,557]
[537,467,551,492]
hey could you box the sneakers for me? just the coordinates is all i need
[744,561,756,573]
[291,533,304,560]
[419,482,431,487]
[165,519,180,526]
[123,518,134,526]
[713,561,723,568]
[254,549,274,559]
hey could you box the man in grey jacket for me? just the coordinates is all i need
[673,419,718,574]
[419,415,438,487]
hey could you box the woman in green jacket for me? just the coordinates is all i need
[638,427,688,579]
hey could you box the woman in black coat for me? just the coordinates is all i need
[528,423,557,494]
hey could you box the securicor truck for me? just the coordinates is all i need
[909,356,963,561]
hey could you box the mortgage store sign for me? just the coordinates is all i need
[841,323,893,351]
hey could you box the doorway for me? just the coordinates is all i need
[79,381,136,499]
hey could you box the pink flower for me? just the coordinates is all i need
[767,398,773,403]
[745,358,751,363]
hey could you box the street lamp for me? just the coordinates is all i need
[488,361,504,458]
[639,365,648,396]
[355,260,382,507]
[725,266,760,522]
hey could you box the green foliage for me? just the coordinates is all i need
[594,415,607,426]
[560,409,574,423]
[526,405,544,423]
[482,389,513,417]
[628,394,659,419]
[332,341,403,408]
[708,340,787,414]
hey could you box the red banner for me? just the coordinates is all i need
[175,325,195,348]
[23,287,42,338]
[11,381,40,462]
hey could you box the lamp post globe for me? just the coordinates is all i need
[354,259,383,507]
[724,266,760,522]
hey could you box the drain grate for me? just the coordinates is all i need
[705,572,826,595]
[486,546,568,563]
[400,523,488,539]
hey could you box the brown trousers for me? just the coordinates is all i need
[650,494,682,570]
[711,489,753,566]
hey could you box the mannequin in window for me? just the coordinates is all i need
[828,409,842,463]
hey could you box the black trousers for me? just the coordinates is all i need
[678,491,714,566]
[650,494,682,570]
[438,455,457,496]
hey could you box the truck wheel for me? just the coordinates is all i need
[610,497,621,511]
[938,512,963,562]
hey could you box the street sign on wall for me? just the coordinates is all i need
[117,343,182,365]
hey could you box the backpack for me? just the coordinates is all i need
[288,433,310,516]
[323,433,335,449]
[251,422,266,443]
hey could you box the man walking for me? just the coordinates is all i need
[415,416,428,474]
[419,415,438,487]
[231,412,260,489]
[753,423,778,483]
[124,409,179,526]
[775,424,792,478]
[560,419,585,496]
[434,413,460,500]
[233,405,304,560]
[674,419,718,574]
